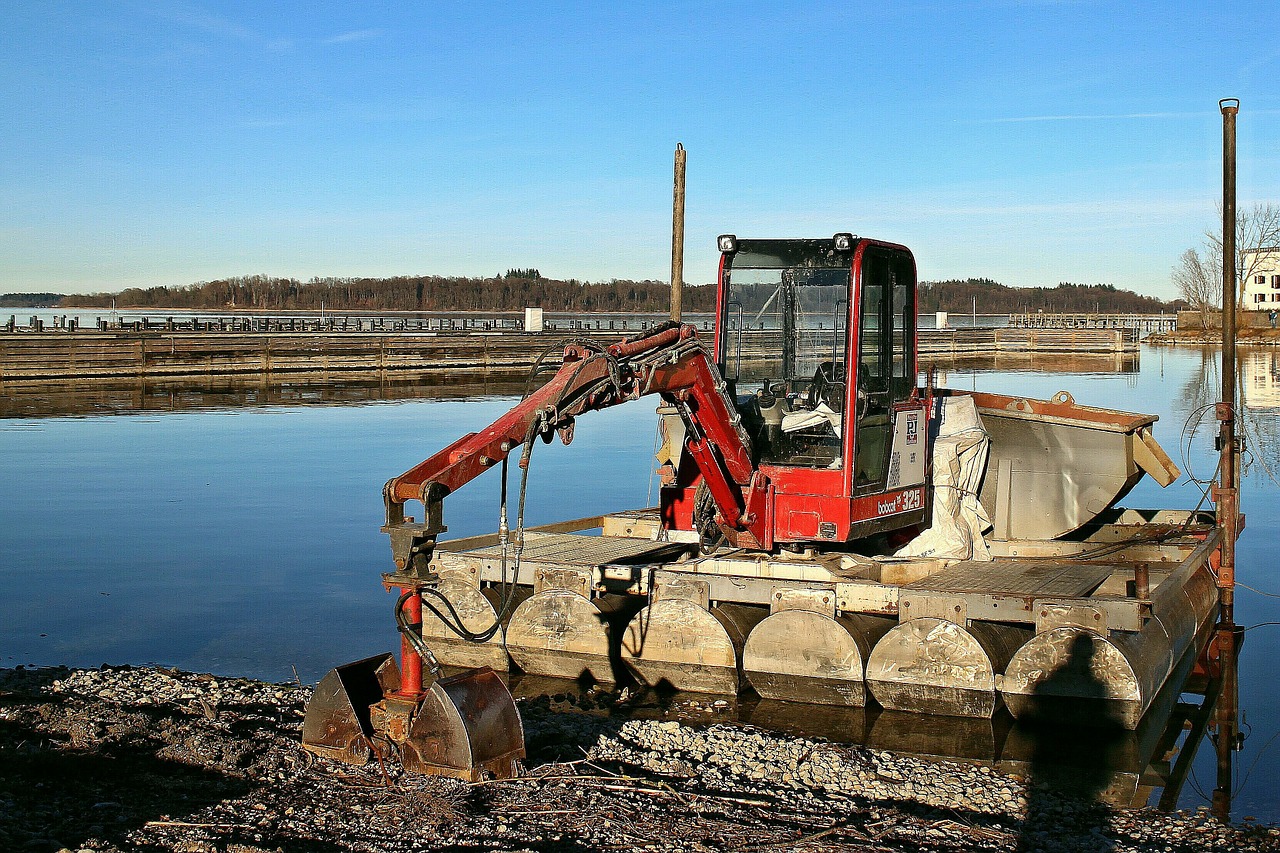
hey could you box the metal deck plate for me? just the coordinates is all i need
[905,560,1115,599]
[463,532,686,566]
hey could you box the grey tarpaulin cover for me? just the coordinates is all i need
[895,394,993,563]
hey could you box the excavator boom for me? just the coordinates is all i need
[384,321,770,576]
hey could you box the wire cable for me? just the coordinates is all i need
[1232,727,1280,797]
[407,324,668,654]
[1237,582,1280,600]
[394,589,443,678]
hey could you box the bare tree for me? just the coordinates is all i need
[1204,202,1280,307]
[1172,247,1218,329]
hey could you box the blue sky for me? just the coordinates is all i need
[1,2,1276,299]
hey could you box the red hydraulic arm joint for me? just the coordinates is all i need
[382,322,770,576]
[396,588,424,699]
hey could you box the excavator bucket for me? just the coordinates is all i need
[303,655,525,781]
[400,667,526,781]
[302,652,401,764]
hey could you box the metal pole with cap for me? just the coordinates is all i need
[1216,98,1240,616]
[1211,95,1242,824]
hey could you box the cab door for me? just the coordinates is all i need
[851,245,917,496]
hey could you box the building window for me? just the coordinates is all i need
[1258,275,1268,284]
[1257,294,1267,303]
[1273,274,1280,287]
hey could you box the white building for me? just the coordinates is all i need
[1242,247,1280,309]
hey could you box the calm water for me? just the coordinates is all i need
[1,345,1276,819]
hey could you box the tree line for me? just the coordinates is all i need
[918,279,1179,315]
[56,273,717,314]
[0,292,62,308]
[27,273,1179,316]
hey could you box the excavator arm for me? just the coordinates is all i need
[382,322,770,577]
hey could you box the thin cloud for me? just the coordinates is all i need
[149,2,292,51]
[322,29,382,45]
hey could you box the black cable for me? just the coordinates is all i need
[407,325,658,648]
[1232,727,1280,797]
[1237,582,1280,600]
[393,589,443,677]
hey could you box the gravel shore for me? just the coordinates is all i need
[1,665,1275,853]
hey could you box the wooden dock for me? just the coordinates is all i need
[0,330,630,384]
[0,325,1138,385]
[919,326,1139,356]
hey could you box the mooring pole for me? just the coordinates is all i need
[670,143,686,323]
[1211,96,1241,824]
[1216,99,1239,619]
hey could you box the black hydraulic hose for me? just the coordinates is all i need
[394,589,443,678]
[409,330,652,649]
[522,336,610,400]
[412,416,545,645]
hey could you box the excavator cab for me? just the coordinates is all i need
[663,234,929,546]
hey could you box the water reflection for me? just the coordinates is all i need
[0,352,1142,421]
[927,352,1139,377]
[0,372,530,418]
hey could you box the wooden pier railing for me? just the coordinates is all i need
[1006,312,1176,333]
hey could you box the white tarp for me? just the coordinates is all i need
[895,394,993,563]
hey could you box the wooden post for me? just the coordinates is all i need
[670,143,686,323]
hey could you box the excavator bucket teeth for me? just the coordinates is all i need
[400,666,526,781]
[302,652,401,765]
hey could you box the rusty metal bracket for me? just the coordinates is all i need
[769,586,836,616]
[533,566,593,598]
[383,480,446,576]
[653,573,710,609]
[370,694,419,744]
[899,592,968,624]
[1033,599,1108,634]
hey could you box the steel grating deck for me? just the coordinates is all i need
[463,532,686,567]
[905,560,1116,599]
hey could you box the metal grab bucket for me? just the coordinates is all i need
[302,654,525,781]
[302,652,399,764]
[401,668,525,780]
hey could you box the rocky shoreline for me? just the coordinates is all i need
[1,665,1276,853]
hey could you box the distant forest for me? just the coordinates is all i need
[21,272,1181,315]
[0,292,62,308]
[919,278,1182,314]
[55,272,717,314]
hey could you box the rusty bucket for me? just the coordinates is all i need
[302,655,525,781]
[400,667,525,780]
[302,652,400,764]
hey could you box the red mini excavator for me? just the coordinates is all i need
[303,234,935,779]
